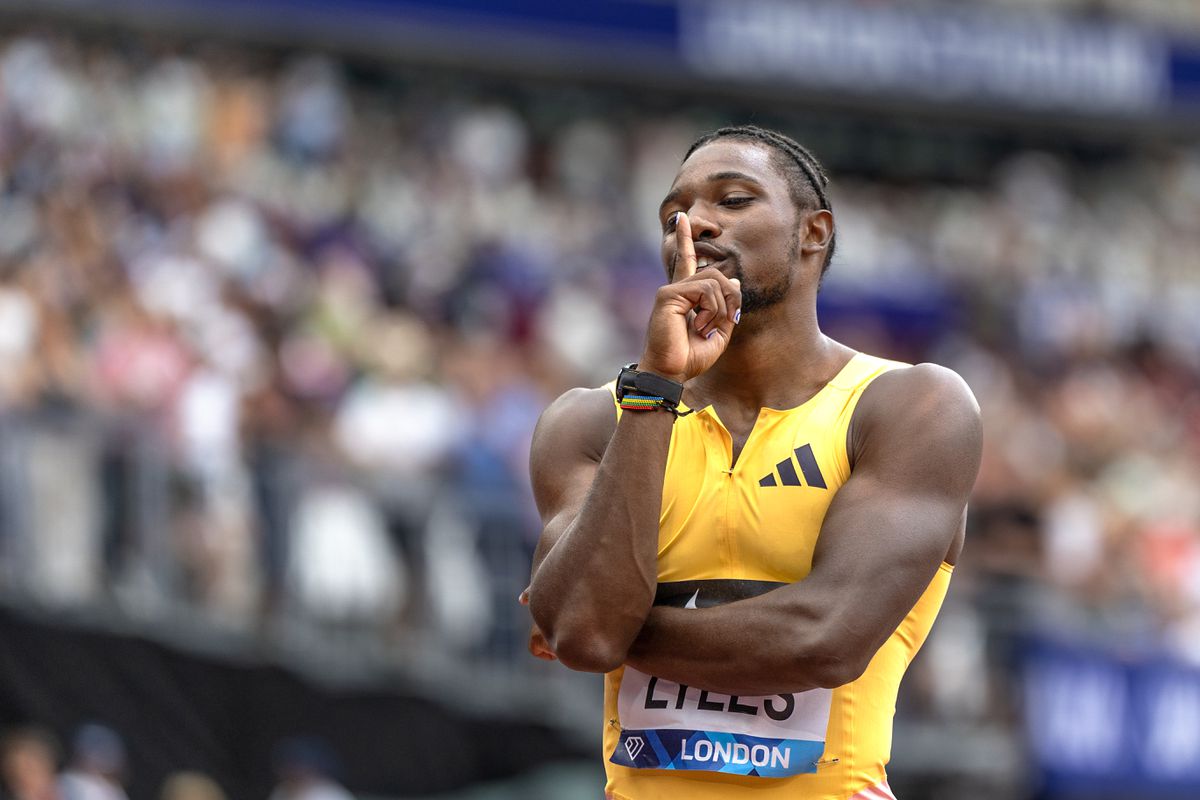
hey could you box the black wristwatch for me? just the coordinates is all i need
[615,363,688,414]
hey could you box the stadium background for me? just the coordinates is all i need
[0,1,1198,798]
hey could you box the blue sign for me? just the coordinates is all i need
[37,0,1200,118]
[1024,640,1200,796]
[680,0,1169,115]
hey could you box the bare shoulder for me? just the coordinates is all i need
[528,385,618,522]
[862,362,980,420]
[849,362,982,471]
[530,385,618,470]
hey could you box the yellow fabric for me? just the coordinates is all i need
[601,352,954,800]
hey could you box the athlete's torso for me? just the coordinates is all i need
[602,352,953,800]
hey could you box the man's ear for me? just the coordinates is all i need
[799,209,834,255]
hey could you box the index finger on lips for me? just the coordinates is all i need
[672,212,697,282]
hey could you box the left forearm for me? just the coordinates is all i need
[625,602,837,696]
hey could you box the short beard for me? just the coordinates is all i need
[729,229,797,315]
[734,266,791,314]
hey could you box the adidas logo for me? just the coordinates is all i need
[758,444,827,489]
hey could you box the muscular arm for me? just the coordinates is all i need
[525,387,671,673]
[624,363,982,695]
[527,211,740,674]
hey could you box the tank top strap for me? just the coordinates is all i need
[602,379,619,409]
[827,352,911,393]
[821,352,911,484]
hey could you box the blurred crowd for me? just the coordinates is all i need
[0,29,1197,727]
[0,723,353,800]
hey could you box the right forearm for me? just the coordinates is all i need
[529,408,674,671]
[528,211,741,671]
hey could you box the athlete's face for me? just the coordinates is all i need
[659,140,806,314]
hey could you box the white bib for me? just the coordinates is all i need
[611,666,832,776]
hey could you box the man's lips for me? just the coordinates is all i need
[693,242,728,262]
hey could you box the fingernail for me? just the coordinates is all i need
[734,309,741,324]
[706,330,717,340]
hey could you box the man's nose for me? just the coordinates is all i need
[684,208,720,240]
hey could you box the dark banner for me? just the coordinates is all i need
[1023,638,1200,798]
[20,0,1200,119]
[0,607,586,799]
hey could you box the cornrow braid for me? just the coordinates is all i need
[683,125,836,274]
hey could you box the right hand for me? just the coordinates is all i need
[639,212,741,383]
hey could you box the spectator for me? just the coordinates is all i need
[57,725,128,800]
[0,727,60,800]
[159,773,226,800]
[268,738,353,800]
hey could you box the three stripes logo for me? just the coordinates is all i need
[759,444,827,489]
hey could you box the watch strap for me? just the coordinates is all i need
[616,363,686,412]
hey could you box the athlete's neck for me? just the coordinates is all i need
[687,303,853,414]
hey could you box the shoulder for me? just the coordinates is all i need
[849,362,982,468]
[530,385,618,466]
[529,386,618,515]
[861,361,979,415]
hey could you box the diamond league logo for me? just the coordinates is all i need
[624,736,645,761]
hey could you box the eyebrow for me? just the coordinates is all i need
[658,171,766,214]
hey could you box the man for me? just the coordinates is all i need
[525,125,982,799]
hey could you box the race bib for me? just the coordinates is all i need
[611,667,832,776]
[609,579,832,776]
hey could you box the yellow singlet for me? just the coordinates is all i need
[602,352,953,800]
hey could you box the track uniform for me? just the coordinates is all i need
[603,353,952,800]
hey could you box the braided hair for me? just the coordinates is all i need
[683,125,836,273]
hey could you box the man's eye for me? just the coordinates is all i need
[720,196,753,207]
[663,212,679,232]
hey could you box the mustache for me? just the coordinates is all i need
[669,247,739,280]
[692,242,731,262]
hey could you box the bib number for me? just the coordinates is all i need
[611,667,831,776]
